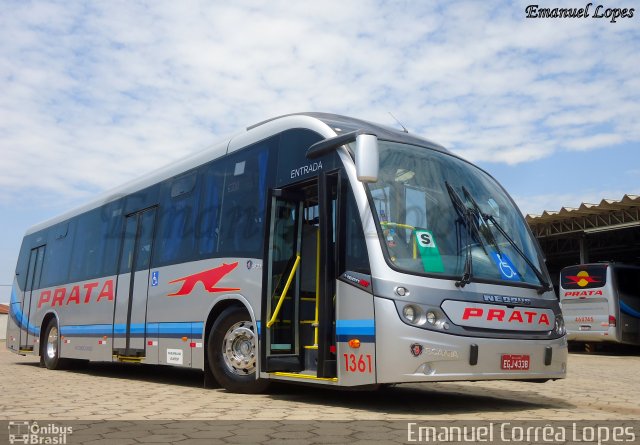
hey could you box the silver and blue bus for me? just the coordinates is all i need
[6,113,567,392]
[560,263,640,347]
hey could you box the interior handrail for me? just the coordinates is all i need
[380,221,418,259]
[267,254,301,328]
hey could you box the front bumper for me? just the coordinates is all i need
[375,298,567,383]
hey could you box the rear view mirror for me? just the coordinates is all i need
[355,134,379,183]
[306,130,379,183]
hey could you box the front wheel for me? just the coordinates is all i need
[42,318,68,370]
[207,306,269,393]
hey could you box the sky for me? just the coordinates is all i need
[0,0,638,303]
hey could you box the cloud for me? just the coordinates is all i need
[566,133,625,150]
[0,0,638,205]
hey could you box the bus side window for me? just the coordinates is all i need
[154,171,199,267]
[134,210,156,271]
[70,211,100,282]
[40,222,74,288]
[119,217,137,274]
[197,161,224,257]
[341,186,370,275]
[615,267,640,303]
[69,204,121,283]
[219,140,275,257]
[15,238,34,290]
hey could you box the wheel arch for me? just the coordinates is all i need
[204,294,257,339]
[203,295,259,374]
[38,311,60,357]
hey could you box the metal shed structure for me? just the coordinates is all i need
[526,194,640,294]
[0,303,8,341]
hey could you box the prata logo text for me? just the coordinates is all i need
[463,307,551,326]
[38,280,114,309]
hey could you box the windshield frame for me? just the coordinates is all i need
[361,139,551,291]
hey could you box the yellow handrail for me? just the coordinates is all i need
[267,255,301,328]
[380,222,418,259]
[313,231,320,347]
[381,221,415,231]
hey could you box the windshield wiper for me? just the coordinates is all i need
[461,186,552,295]
[462,186,504,257]
[485,213,552,294]
[445,182,475,288]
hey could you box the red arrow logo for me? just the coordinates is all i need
[168,262,240,297]
[565,271,600,288]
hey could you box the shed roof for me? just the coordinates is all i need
[526,194,640,237]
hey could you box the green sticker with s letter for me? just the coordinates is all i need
[415,230,445,273]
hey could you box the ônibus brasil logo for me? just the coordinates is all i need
[8,421,73,444]
[168,262,240,297]
[564,270,600,288]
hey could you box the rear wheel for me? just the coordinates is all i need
[207,306,269,393]
[42,318,68,370]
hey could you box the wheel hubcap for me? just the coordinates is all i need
[47,326,58,360]
[222,321,256,375]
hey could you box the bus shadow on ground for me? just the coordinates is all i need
[16,360,205,389]
[568,343,640,356]
[17,359,572,415]
[267,382,572,416]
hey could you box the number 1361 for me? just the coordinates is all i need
[343,353,373,373]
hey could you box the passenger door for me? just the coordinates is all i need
[113,208,157,358]
[262,189,305,371]
[261,173,339,378]
[19,245,45,351]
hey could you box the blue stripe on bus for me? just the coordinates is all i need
[113,324,127,335]
[148,322,204,339]
[620,301,640,319]
[60,324,112,336]
[336,319,375,342]
[9,286,40,336]
[60,322,203,339]
[127,323,147,337]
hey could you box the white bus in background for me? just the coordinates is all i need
[7,113,567,393]
[560,263,640,348]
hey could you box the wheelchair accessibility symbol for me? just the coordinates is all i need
[490,252,520,281]
[151,271,159,287]
[498,257,516,278]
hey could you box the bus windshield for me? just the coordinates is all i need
[366,140,547,288]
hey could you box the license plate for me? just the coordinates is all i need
[501,354,530,370]
[579,325,592,331]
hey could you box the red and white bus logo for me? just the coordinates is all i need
[564,270,600,288]
[168,262,240,297]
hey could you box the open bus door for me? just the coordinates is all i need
[261,172,339,378]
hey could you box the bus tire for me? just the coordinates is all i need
[42,318,68,370]
[207,306,269,394]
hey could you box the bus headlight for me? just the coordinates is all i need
[400,303,447,329]
[402,305,420,323]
